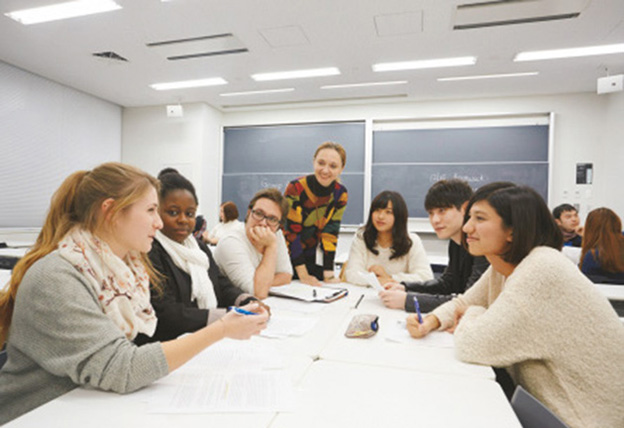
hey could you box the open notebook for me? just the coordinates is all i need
[269,281,348,303]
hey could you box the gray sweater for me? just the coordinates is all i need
[0,252,169,425]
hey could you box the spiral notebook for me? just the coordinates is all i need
[269,281,348,303]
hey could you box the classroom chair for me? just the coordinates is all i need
[0,349,7,370]
[511,385,569,428]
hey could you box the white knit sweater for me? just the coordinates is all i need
[432,246,624,428]
[344,231,433,285]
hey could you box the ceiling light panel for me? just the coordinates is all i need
[515,44,624,62]
[438,72,539,81]
[252,67,340,81]
[220,88,295,97]
[373,57,476,72]
[322,81,408,89]
[150,78,228,90]
[4,0,121,25]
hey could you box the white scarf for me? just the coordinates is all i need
[58,227,157,340]
[155,230,217,309]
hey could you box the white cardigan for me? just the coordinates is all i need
[344,230,433,285]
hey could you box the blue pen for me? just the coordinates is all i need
[413,296,423,324]
[228,306,258,315]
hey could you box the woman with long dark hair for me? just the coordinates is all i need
[580,207,624,284]
[345,191,432,286]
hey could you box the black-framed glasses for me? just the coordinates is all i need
[250,209,281,227]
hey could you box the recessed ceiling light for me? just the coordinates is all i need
[437,72,539,82]
[4,0,121,25]
[150,78,227,90]
[220,88,295,97]
[373,56,476,72]
[321,81,408,89]
[515,43,624,61]
[251,67,340,81]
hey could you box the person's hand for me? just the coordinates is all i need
[384,281,406,291]
[255,300,272,317]
[406,314,430,338]
[368,265,388,278]
[248,225,276,251]
[300,274,322,287]
[377,275,394,285]
[447,301,468,334]
[220,303,269,339]
[323,270,341,284]
[378,289,407,309]
[576,225,584,236]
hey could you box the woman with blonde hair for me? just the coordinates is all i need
[284,142,348,286]
[0,162,267,424]
[580,207,624,284]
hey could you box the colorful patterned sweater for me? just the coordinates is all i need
[284,174,348,270]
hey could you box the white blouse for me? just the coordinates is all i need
[344,229,433,285]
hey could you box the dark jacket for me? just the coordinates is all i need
[136,238,253,344]
[402,240,489,313]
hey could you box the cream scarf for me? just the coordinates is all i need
[155,230,217,309]
[58,227,157,340]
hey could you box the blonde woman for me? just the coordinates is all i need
[0,163,268,424]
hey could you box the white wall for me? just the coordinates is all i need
[121,91,624,259]
[0,60,121,244]
[121,103,223,226]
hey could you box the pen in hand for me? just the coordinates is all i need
[413,296,423,324]
[228,306,258,316]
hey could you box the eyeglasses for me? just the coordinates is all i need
[250,209,281,227]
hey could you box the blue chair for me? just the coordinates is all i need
[511,386,569,428]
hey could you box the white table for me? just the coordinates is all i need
[4,282,513,427]
[271,360,520,428]
[595,283,624,301]
[319,290,494,380]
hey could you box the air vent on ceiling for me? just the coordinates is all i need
[147,33,248,61]
[92,51,128,61]
[454,0,587,30]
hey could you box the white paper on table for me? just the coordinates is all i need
[358,271,384,291]
[178,338,285,373]
[262,296,327,314]
[260,314,318,338]
[385,320,455,348]
[147,371,295,413]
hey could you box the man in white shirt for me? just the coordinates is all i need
[214,188,293,298]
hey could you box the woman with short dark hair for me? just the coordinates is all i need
[407,183,624,428]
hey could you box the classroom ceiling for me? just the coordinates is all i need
[1,0,623,111]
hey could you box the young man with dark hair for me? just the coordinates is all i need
[553,203,583,247]
[379,179,489,313]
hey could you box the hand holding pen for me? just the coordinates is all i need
[221,303,269,339]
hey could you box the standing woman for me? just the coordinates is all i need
[203,201,242,245]
[136,172,260,344]
[407,183,624,428]
[345,190,433,285]
[284,142,348,286]
[0,163,268,424]
[579,207,624,284]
